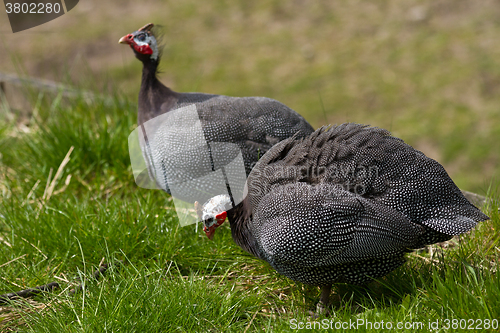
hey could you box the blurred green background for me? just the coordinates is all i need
[1,0,499,193]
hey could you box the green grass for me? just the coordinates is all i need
[1,0,500,330]
[0,87,499,332]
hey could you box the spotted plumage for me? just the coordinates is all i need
[200,124,489,305]
[120,23,314,202]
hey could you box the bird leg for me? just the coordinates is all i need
[316,284,332,315]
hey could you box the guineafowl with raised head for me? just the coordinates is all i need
[119,23,314,203]
[197,124,489,313]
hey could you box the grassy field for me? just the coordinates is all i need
[0,93,498,332]
[1,0,500,331]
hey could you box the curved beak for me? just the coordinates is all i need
[119,34,133,44]
[204,225,216,240]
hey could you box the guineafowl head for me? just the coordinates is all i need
[195,195,232,240]
[119,23,159,62]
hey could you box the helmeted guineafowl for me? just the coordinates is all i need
[119,23,314,203]
[197,123,490,312]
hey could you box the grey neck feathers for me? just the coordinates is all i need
[227,198,262,259]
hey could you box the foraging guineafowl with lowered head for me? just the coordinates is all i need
[197,124,489,313]
[119,23,314,202]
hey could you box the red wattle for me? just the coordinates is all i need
[216,211,227,225]
[134,44,153,55]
